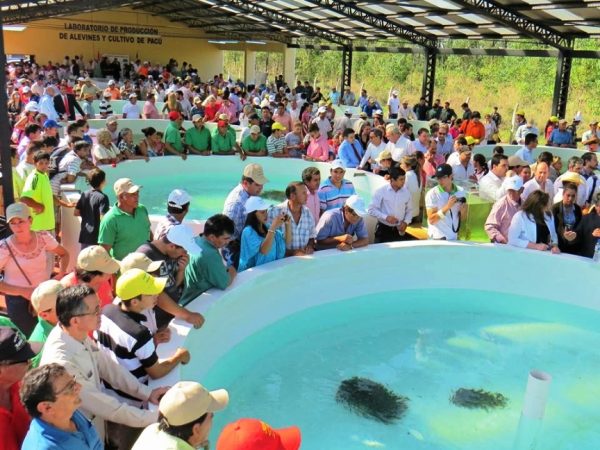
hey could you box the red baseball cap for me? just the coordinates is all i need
[217,120,228,127]
[216,418,301,450]
[168,111,181,121]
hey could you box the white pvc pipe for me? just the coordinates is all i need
[522,370,552,419]
[513,370,552,450]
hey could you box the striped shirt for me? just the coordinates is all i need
[266,134,286,155]
[98,100,113,117]
[50,150,82,195]
[317,177,356,212]
[268,201,316,250]
[95,303,158,401]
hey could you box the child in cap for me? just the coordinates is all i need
[29,279,63,367]
[95,269,191,449]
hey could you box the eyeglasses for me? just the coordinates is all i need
[54,375,78,396]
[74,305,101,317]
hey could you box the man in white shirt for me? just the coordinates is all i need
[368,165,413,242]
[515,119,539,145]
[450,145,475,182]
[425,164,468,240]
[408,128,430,155]
[513,133,538,165]
[387,90,400,119]
[398,99,415,120]
[122,93,141,119]
[522,161,554,203]
[359,128,386,172]
[312,106,332,138]
[478,154,509,202]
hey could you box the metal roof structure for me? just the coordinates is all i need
[1,0,600,115]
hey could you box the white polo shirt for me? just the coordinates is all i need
[122,101,140,119]
[425,184,465,240]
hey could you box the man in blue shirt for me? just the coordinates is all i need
[20,363,103,450]
[548,119,575,148]
[315,195,369,251]
[337,128,364,168]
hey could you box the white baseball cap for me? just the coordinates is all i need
[166,224,202,255]
[330,159,345,170]
[345,195,368,217]
[168,189,191,208]
[502,175,524,192]
[244,196,271,214]
[317,106,327,114]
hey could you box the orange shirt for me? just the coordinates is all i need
[459,119,486,142]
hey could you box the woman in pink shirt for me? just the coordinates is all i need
[0,202,69,335]
[303,123,331,162]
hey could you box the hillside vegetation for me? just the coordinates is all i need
[223,40,600,137]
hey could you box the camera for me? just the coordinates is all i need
[456,197,467,204]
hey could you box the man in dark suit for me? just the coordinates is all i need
[552,182,582,255]
[53,83,85,120]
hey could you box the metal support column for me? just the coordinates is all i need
[551,50,573,119]
[421,48,436,107]
[341,46,352,90]
[0,11,14,210]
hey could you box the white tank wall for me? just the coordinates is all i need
[150,242,597,389]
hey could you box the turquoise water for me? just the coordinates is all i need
[102,163,376,220]
[189,289,600,449]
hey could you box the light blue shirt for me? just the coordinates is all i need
[315,207,368,242]
[548,129,573,146]
[337,140,364,168]
[22,410,103,450]
[514,146,534,165]
[239,224,286,271]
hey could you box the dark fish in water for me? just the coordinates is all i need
[450,388,508,410]
[336,377,409,424]
[261,190,286,202]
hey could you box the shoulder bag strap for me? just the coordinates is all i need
[4,239,33,286]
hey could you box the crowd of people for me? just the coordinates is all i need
[2,55,600,450]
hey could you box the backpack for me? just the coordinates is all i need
[48,145,70,179]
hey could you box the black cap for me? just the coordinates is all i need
[434,163,453,178]
[0,326,41,364]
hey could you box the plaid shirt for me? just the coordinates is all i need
[223,184,250,240]
[268,201,316,250]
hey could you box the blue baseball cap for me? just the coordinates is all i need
[43,119,62,129]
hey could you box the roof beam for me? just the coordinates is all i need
[1,0,149,24]
[209,0,350,46]
[449,0,572,49]
[300,0,437,48]
[208,32,291,45]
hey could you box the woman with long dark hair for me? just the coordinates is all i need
[508,190,559,253]
[239,197,291,271]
